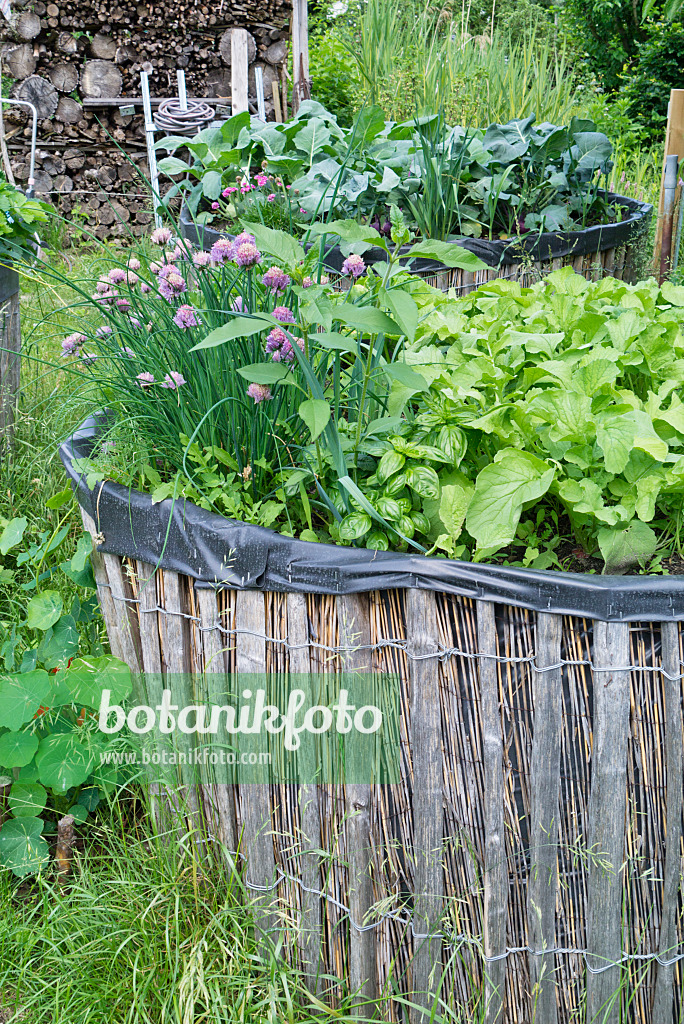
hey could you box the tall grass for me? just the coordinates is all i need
[340,0,582,126]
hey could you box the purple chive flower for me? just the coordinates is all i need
[160,371,187,390]
[126,271,139,286]
[173,305,202,329]
[233,231,256,247]
[122,346,136,358]
[235,243,262,267]
[266,326,288,352]
[108,267,127,284]
[137,372,156,387]
[302,276,314,288]
[140,282,152,294]
[169,246,183,261]
[128,316,142,330]
[128,257,141,271]
[151,227,173,246]
[81,352,97,364]
[247,382,272,403]
[149,262,162,275]
[61,332,87,357]
[94,289,117,304]
[158,271,187,302]
[231,295,246,312]
[210,238,235,265]
[116,298,132,311]
[95,325,113,337]
[261,266,291,292]
[272,305,295,324]
[193,251,212,267]
[342,254,366,278]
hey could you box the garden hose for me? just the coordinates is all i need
[153,97,216,135]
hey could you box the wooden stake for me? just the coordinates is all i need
[272,81,283,123]
[231,29,250,116]
[654,89,684,271]
[0,284,21,450]
[292,0,310,114]
[280,67,288,121]
[55,813,76,879]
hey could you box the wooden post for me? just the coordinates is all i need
[586,621,631,1024]
[292,0,310,114]
[337,592,377,1014]
[407,589,443,1024]
[654,90,684,271]
[272,82,283,123]
[477,601,507,1024]
[527,613,563,1024]
[0,271,20,449]
[231,29,250,116]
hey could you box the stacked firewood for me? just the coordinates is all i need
[0,0,290,238]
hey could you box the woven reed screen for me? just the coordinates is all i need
[82,509,684,1024]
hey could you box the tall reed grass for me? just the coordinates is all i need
[341,0,582,126]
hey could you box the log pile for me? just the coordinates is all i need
[0,0,291,239]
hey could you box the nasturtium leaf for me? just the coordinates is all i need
[598,521,657,575]
[63,655,132,709]
[26,591,63,631]
[0,730,39,768]
[0,517,27,555]
[0,817,49,877]
[467,450,555,550]
[0,670,50,731]
[40,615,79,671]
[35,733,93,793]
[46,488,72,511]
[67,803,89,824]
[298,399,331,442]
[70,534,92,573]
[404,239,487,271]
[9,782,47,817]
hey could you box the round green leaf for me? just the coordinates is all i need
[0,670,51,731]
[0,516,27,556]
[298,399,331,443]
[64,656,132,709]
[67,803,89,824]
[0,817,49,877]
[40,614,80,671]
[0,730,39,768]
[35,733,93,793]
[26,591,63,631]
[9,782,47,817]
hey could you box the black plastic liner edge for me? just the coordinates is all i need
[59,414,684,622]
[179,193,651,270]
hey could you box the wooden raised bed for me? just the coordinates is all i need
[179,193,653,293]
[63,416,684,1024]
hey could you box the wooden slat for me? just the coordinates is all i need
[231,28,249,115]
[197,586,237,854]
[337,592,377,1012]
[586,620,631,1024]
[407,589,443,1024]
[287,591,322,994]
[527,613,562,1024]
[652,621,683,1024]
[134,560,173,833]
[477,600,507,1024]
[236,589,279,951]
[101,551,142,672]
[158,569,203,840]
[0,290,20,444]
[80,508,123,660]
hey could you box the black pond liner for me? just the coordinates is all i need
[61,413,684,622]
[0,263,19,305]
[178,192,651,273]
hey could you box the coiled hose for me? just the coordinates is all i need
[153,97,216,135]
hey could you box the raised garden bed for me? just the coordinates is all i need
[179,192,652,292]
[62,413,684,1024]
